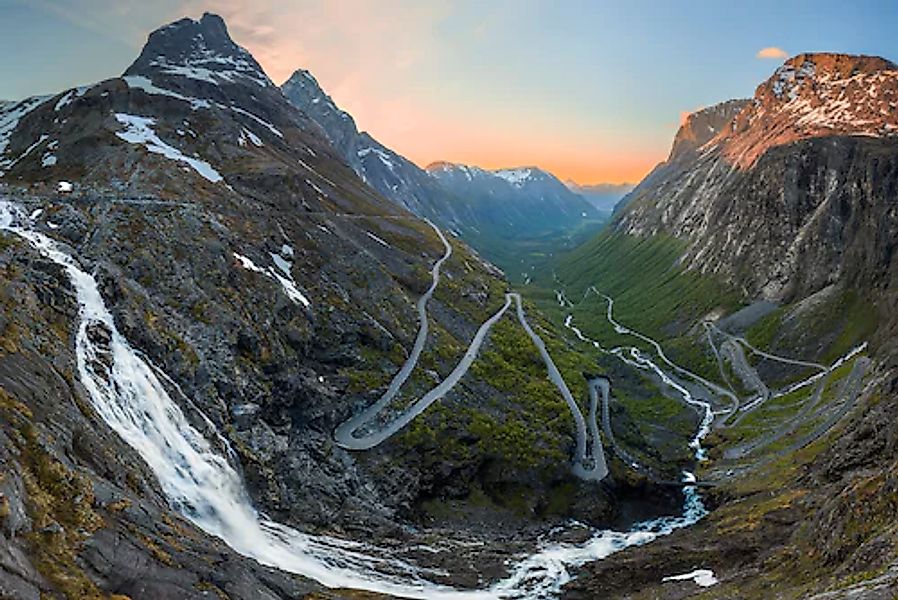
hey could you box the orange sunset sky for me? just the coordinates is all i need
[5,1,898,184]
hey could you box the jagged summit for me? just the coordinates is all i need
[125,12,273,89]
[282,70,348,117]
[715,52,898,168]
[281,68,358,151]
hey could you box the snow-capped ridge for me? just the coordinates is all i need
[427,162,558,188]
[712,52,898,168]
[494,167,534,186]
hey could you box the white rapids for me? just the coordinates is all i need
[0,199,711,599]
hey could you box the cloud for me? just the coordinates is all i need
[756,46,788,60]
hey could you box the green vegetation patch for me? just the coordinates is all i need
[398,306,600,477]
[551,229,744,340]
[746,288,877,365]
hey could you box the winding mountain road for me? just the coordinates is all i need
[515,297,605,480]
[334,224,608,480]
[723,357,869,460]
[595,290,738,411]
[720,338,769,405]
[332,218,452,449]
[704,321,827,372]
[334,293,513,450]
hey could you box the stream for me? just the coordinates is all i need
[0,199,712,599]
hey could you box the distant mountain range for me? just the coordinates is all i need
[565,181,634,213]
[281,68,608,270]
[424,161,601,237]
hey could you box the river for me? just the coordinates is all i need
[0,200,712,599]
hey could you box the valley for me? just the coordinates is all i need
[0,9,897,600]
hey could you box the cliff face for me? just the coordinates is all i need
[669,99,750,162]
[615,54,898,309]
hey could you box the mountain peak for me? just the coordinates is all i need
[282,69,351,121]
[124,13,273,89]
[426,160,477,173]
[284,68,321,90]
[783,52,896,77]
[760,52,898,104]
[281,67,358,152]
[709,51,898,168]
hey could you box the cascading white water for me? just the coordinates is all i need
[0,199,710,599]
[0,200,485,599]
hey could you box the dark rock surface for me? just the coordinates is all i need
[0,12,644,599]
[562,52,898,599]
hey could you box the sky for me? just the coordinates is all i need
[2,1,897,184]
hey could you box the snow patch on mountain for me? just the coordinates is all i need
[0,96,52,166]
[662,569,718,588]
[366,231,391,248]
[233,250,311,308]
[357,147,396,172]
[124,75,212,110]
[147,41,272,88]
[238,128,263,147]
[40,140,60,169]
[494,168,533,186]
[53,85,91,112]
[226,105,283,138]
[114,113,223,183]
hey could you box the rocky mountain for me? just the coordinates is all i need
[427,161,601,237]
[668,99,751,162]
[611,98,750,217]
[557,53,898,598]
[615,53,898,304]
[0,13,646,600]
[565,181,634,213]
[719,53,898,169]
[281,68,605,273]
[281,69,465,224]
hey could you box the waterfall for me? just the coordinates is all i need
[0,199,709,599]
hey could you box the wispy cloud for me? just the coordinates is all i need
[756,46,788,60]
